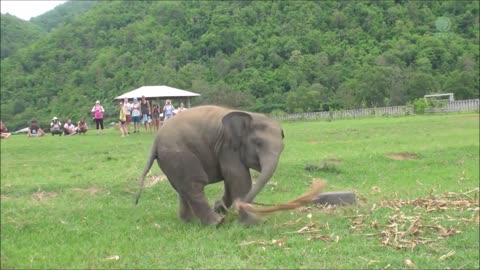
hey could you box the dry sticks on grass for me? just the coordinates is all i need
[377,188,479,213]
[238,186,478,254]
[356,189,479,250]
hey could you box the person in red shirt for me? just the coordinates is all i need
[0,121,12,139]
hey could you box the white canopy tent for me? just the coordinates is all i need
[115,85,201,107]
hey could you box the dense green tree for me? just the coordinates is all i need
[30,1,98,32]
[0,14,44,59]
[1,0,478,130]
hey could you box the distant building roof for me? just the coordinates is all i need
[115,85,201,100]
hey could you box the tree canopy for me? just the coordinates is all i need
[1,1,478,129]
[0,14,43,59]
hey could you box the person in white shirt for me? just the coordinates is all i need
[123,97,132,134]
[131,97,141,133]
[63,118,76,136]
[50,116,63,136]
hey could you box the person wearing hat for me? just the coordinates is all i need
[91,100,105,135]
[50,116,63,136]
[131,97,141,133]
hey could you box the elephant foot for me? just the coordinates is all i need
[215,215,226,228]
[200,212,225,226]
[238,208,262,225]
[214,200,228,214]
[179,215,195,223]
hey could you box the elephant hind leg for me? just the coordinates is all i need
[178,195,195,223]
[183,186,224,226]
[160,152,224,226]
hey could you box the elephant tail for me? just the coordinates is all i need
[134,143,158,205]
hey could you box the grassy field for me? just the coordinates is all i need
[1,113,479,269]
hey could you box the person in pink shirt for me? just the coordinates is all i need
[91,100,105,135]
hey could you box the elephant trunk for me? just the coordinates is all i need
[243,153,280,203]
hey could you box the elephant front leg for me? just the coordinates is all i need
[219,160,257,224]
[214,185,232,215]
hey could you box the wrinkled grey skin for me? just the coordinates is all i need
[135,105,284,225]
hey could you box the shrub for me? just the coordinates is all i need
[412,98,429,114]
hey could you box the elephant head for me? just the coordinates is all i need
[222,111,284,204]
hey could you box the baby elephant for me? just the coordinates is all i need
[135,105,284,225]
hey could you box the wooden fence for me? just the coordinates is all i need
[424,99,480,113]
[272,106,414,121]
[272,99,479,121]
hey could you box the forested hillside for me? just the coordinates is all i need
[1,1,97,60]
[30,1,98,32]
[0,14,43,59]
[1,1,478,129]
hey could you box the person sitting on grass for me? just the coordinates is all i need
[76,118,88,135]
[50,117,63,136]
[0,121,12,139]
[63,118,76,136]
[27,119,45,137]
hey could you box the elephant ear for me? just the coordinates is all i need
[222,111,252,151]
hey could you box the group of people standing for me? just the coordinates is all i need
[119,96,186,137]
[1,97,186,139]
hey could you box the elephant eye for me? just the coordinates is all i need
[253,138,263,147]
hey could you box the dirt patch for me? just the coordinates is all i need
[305,159,343,173]
[86,186,99,194]
[385,153,418,160]
[145,175,167,187]
[307,139,321,144]
[72,186,100,195]
[305,163,341,174]
[32,190,58,201]
[0,195,11,201]
[324,159,343,165]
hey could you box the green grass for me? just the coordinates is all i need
[1,114,479,269]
